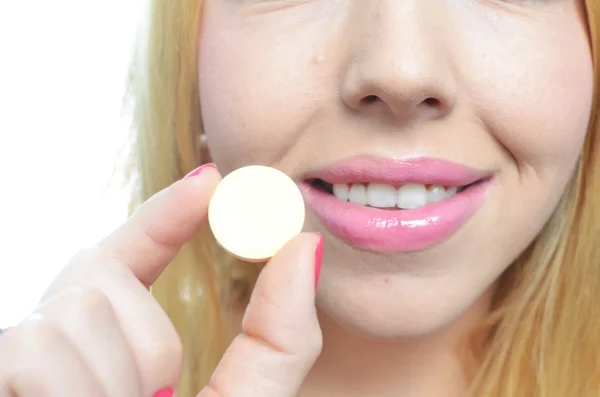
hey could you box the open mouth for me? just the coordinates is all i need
[307,179,481,211]
[299,155,494,252]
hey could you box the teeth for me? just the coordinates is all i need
[397,183,428,209]
[333,183,350,201]
[332,182,462,209]
[427,185,446,203]
[445,186,457,199]
[367,183,397,208]
[348,183,368,206]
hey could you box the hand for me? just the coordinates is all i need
[0,164,323,397]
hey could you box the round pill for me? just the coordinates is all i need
[208,165,306,262]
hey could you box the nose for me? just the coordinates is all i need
[340,1,458,123]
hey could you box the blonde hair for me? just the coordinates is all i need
[125,1,600,396]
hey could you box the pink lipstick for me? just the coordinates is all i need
[299,156,494,253]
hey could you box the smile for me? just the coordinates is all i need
[299,155,495,253]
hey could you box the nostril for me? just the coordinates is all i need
[424,97,441,107]
[361,95,379,105]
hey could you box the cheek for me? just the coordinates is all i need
[463,15,593,186]
[197,6,331,173]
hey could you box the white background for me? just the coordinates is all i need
[0,1,145,328]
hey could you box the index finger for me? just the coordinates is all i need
[98,163,221,287]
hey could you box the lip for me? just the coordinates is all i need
[299,156,494,253]
[303,156,487,187]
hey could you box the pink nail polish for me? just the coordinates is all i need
[153,387,173,397]
[183,163,216,179]
[314,233,323,290]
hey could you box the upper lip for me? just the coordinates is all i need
[301,155,491,187]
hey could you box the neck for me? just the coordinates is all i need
[301,288,494,397]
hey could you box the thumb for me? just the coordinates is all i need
[199,233,323,397]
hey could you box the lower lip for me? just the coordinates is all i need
[299,180,492,253]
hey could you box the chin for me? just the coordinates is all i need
[315,266,494,340]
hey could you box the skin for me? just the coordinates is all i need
[198,0,592,395]
[0,1,592,397]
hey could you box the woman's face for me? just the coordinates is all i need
[198,1,593,338]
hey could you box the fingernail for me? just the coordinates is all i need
[183,163,216,179]
[314,233,323,290]
[153,388,173,397]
